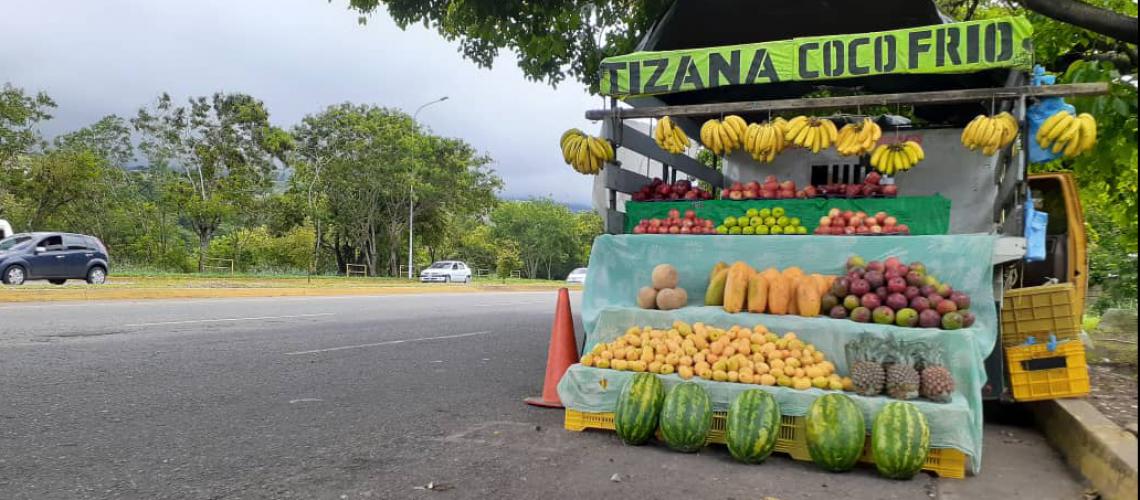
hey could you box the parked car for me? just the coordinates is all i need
[419,260,472,283]
[566,267,588,284]
[0,232,110,285]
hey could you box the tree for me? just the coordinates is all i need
[342,0,1136,91]
[291,103,500,276]
[496,240,522,283]
[0,83,55,169]
[490,199,582,279]
[133,93,292,272]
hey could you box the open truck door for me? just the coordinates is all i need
[1024,172,1088,314]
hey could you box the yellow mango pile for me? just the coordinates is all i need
[580,320,854,391]
[706,262,834,317]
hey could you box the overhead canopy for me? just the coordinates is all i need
[609,0,1033,123]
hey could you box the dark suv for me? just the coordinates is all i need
[0,232,110,285]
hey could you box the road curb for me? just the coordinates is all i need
[1031,398,1138,500]
[0,285,577,303]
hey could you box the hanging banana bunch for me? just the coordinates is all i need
[870,141,925,175]
[560,128,614,175]
[654,116,691,154]
[961,112,1018,155]
[784,116,838,154]
[1035,110,1097,158]
[835,117,882,157]
[700,115,747,155]
[743,119,789,163]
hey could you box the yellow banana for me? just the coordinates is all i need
[1062,130,1082,158]
[1056,115,1082,146]
[1077,113,1097,152]
[724,115,747,138]
[1036,111,1067,143]
[785,117,809,142]
[586,136,605,160]
[1046,113,1074,144]
[901,143,918,164]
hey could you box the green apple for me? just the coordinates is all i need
[776,216,789,227]
[770,225,783,234]
[750,216,763,227]
[716,225,728,234]
[789,217,801,227]
[756,225,770,235]
[746,208,759,218]
[742,226,755,235]
[772,207,786,218]
[764,217,776,226]
[796,226,807,235]
[724,216,737,227]
[729,226,742,235]
[758,208,772,219]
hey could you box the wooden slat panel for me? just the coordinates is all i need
[617,124,724,187]
[603,208,626,235]
[603,165,652,194]
[585,83,1109,120]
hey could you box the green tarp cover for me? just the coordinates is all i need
[623,196,952,235]
[599,16,1032,97]
[560,233,997,474]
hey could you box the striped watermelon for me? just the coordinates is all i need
[805,394,867,472]
[725,389,780,464]
[871,401,931,479]
[659,382,712,453]
[614,373,665,445]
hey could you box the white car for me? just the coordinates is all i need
[419,261,472,283]
[0,220,11,240]
[566,267,587,284]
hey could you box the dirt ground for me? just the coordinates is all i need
[1086,309,1138,432]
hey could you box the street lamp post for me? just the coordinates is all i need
[408,96,449,280]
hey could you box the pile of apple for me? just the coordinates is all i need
[816,172,899,198]
[822,256,975,330]
[631,178,714,202]
[721,176,819,200]
[716,207,807,235]
[632,208,716,235]
[812,208,911,235]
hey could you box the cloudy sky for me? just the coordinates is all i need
[0,0,600,205]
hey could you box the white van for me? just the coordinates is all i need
[0,220,12,240]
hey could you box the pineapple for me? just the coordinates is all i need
[918,343,956,403]
[884,341,920,400]
[848,337,886,397]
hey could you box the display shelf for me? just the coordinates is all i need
[624,196,951,235]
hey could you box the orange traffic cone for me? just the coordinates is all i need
[525,287,579,408]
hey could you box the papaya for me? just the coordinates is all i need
[705,268,730,306]
[747,274,769,313]
[782,266,805,282]
[787,277,800,315]
[796,277,822,317]
[760,267,781,283]
[723,262,753,313]
[811,273,829,298]
[709,261,728,282]
[767,274,790,315]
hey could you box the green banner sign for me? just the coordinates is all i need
[600,16,1033,97]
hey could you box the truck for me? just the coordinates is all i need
[586,0,1098,401]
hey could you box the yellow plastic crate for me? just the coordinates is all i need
[564,408,966,478]
[1001,284,1080,348]
[1006,341,1090,402]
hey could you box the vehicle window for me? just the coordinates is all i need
[451,263,459,270]
[428,262,449,269]
[84,236,104,252]
[0,236,32,251]
[38,235,64,251]
[64,235,91,251]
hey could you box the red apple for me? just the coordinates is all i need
[842,210,855,220]
[856,226,869,234]
[882,224,896,234]
[760,189,776,199]
[864,171,882,185]
[679,226,691,234]
[779,180,795,191]
[668,226,680,234]
[745,181,761,192]
[684,209,696,220]
[844,226,856,235]
[649,218,662,227]
[779,189,795,199]
[729,190,744,200]
[882,184,899,197]
[830,226,845,235]
[819,216,831,226]
[896,224,910,234]
[870,225,883,234]
[742,189,758,199]
[828,208,841,218]
[887,276,908,294]
[681,219,694,228]
[763,181,779,192]
[633,225,646,234]
[804,185,818,197]
[796,190,807,199]
[884,216,898,226]
[764,175,778,184]
[731,182,743,190]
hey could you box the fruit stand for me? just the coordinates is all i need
[556,3,1108,480]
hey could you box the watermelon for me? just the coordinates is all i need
[805,394,867,472]
[871,401,931,479]
[659,382,712,453]
[614,373,665,445]
[725,389,780,464]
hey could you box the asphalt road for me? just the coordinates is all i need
[0,292,1086,499]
